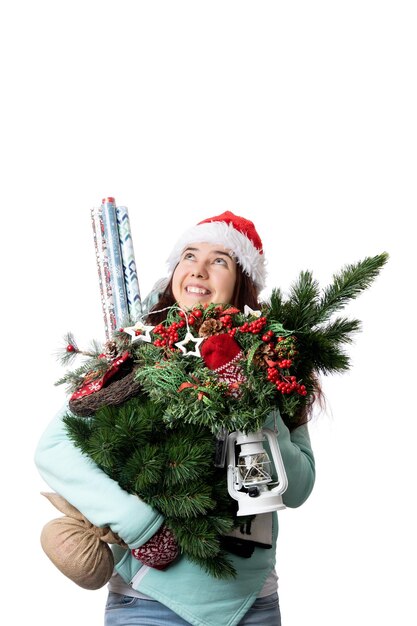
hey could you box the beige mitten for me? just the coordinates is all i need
[40,492,127,590]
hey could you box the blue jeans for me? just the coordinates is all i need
[104,591,281,625]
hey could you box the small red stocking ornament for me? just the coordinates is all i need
[201,334,246,397]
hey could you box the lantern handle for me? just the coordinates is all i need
[263,428,288,496]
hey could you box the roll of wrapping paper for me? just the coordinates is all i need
[116,205,142,322]
[90,206,116,339]
[101,197,129,328]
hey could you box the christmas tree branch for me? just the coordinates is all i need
[315,253,389,325]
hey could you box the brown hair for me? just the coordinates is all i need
[292,373,324,430]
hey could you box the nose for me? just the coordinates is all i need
[191,269,207,279]
[191,259,208,279]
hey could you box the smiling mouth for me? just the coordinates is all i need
[186,286,211,295]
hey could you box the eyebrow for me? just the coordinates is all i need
[183,247,233,259]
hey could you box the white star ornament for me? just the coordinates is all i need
[175,332,205,357]
[123,321,155,344]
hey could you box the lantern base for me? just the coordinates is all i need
[236,492,286,516]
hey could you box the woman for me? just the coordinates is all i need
[35,211,316,626]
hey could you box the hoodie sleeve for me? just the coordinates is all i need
[265,410,315,508]
[34,405,164,548]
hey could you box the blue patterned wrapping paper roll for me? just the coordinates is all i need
[116,205,142,322]
[90,206,116,339]
[101,197,129,328]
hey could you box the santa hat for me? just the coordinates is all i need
[166,211,267,291]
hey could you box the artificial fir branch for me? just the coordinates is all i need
[266,287,284,320]
[163,432,216,487]
[56,332,80,365]
[302,331,351,374]
[319,317,362,344]
[187,552,238,579]
[168,518,228,558]
[111,400,156,443]
[284,270,321,330]
[315,253,389,325]
[64,396,238,578]
[262,253,388,420]
[88,428,122,471]
[55,359,108,392]
[151,484,216,518]
[136,356,191,397]
[57,332,103,365]
[64,414,93,454]
[89,339,105,356]
[120,445,166,493]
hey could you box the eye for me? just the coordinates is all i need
[183,252,196,261]
[213,257,228,266]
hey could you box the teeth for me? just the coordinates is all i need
[186,286,210,295]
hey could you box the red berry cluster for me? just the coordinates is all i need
[153,320,186,349]
[238,316,267,334]
[264,335,307,397]
[150,308,206,351]
[178,308,203,326]
[219,314,233,328]
[267,367,307,396]
[262,329,274,342]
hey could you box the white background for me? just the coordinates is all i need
[1,1,416,625]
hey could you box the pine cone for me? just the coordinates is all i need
[198,319,224,337]
[253,344,275,368]
[102,340,119,359]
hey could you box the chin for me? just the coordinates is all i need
[181,300,205,309]
[179,296,212,309]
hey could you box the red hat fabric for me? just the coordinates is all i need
[166,211,267,291]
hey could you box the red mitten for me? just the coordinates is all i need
[131,525,179,570]
[201,334,246,396]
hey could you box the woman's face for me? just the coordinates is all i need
[172,242,237,309]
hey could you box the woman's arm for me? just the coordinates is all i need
[265,410,315,508]
[34,404,164,548]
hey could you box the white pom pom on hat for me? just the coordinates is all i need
[166,211,267,291]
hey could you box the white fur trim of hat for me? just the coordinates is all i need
[166,211,267,291]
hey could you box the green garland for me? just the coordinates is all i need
[58,253,388,578]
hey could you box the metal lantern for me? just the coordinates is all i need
[226,429,288,516]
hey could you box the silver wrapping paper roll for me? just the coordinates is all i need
[91,206,116,339]
[100,197,129,329]
[116,205,142,322]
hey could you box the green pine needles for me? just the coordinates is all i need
[267,253,388,412]
[64,396,237,578]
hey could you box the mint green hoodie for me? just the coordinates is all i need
[35,406,315,626]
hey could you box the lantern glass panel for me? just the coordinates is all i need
[237,451,272,486]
